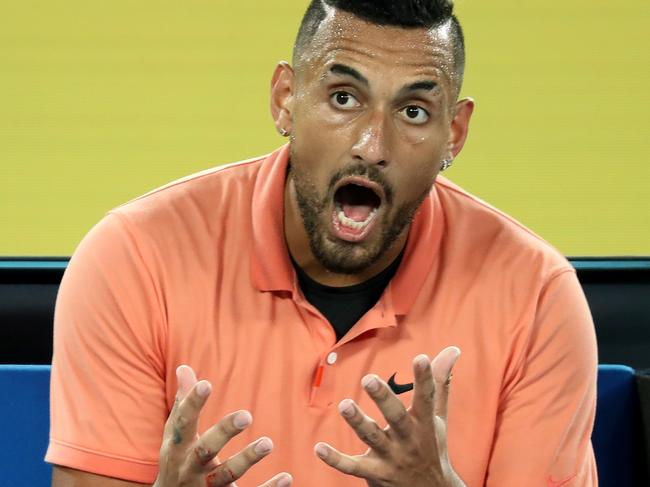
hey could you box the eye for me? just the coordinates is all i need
[330,91,360,110]
[399,105,429,125]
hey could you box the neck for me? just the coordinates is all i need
[284,175,408,287]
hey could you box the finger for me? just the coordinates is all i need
[337,399,390,454]
[168,379,212,447]
[166,364,199,431]
[177,364,198,399]
[205,437,273,486]
[411,354,435,423]
[430,346,461,420]
[186,410,253,472]
[259,472,293,487]
[167,365,198,421]
[314,442,373,479]
[361,374,414,438]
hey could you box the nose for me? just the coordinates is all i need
[350,110,391,167]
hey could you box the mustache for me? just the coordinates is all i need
[327,163,394,205]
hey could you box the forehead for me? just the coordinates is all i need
[298,9,457,86]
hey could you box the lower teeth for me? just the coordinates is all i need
[336,205,377,230]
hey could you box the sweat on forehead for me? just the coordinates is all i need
[292,3,463,94]
[294,9,458,91]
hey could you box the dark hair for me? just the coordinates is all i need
[293,0,465,92]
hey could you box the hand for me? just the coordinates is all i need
[153,365,292,487]
[314,347,465,487]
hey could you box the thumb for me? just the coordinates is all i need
[431,346,461,420]
[259,472,293,487]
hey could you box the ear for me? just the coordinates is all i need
[270,61,295,136]
[447,98,475,159]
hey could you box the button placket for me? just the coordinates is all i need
[309,348,343,407]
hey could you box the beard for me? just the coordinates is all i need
[289,157,431,275]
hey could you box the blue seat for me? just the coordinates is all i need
[0,363,646,486]
[593,364,646,486]
[0,364,52,486]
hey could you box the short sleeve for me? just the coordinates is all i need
[486,270,598,486]
[46,212,167,484]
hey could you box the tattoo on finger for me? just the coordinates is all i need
[172,427,183,445]
[194,445,214,466]
[206,463,236,486]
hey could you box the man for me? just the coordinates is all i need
[47,1,598,486]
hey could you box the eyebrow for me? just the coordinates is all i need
[400,81,438,94]
[328,63,438,96]
[329,64,369,86]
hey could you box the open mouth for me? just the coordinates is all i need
[331,178,384,242]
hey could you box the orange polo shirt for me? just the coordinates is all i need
[47,145,598,486]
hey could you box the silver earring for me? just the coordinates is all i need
[279,128,289,137]
[440,158,453,171]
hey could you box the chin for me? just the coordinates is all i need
[310,234,384,275]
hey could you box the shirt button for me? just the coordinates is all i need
[326,352,338,365]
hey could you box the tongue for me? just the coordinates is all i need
[342,203,373,222]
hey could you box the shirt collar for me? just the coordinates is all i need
[250,145,295,293]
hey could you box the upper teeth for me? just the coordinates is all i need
[336,204,378,230]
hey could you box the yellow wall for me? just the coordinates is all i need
[1,0,648,255]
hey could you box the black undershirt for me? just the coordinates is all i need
[293,252,404,341]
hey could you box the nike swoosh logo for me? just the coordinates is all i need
[387,373,413,395]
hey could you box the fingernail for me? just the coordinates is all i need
[233,411,252,429]
[338,399,355,417]
[277,474,292,487]
[449,348,461,370]
[362,375,380,392]
[254,437,273,455]
[196,380,211,398]
[315,443,328,459]
[415,355,430,371]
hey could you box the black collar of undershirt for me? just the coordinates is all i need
[291,251,404,340]
[292,250,404,296]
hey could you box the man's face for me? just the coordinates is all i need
[286,10,460,274]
